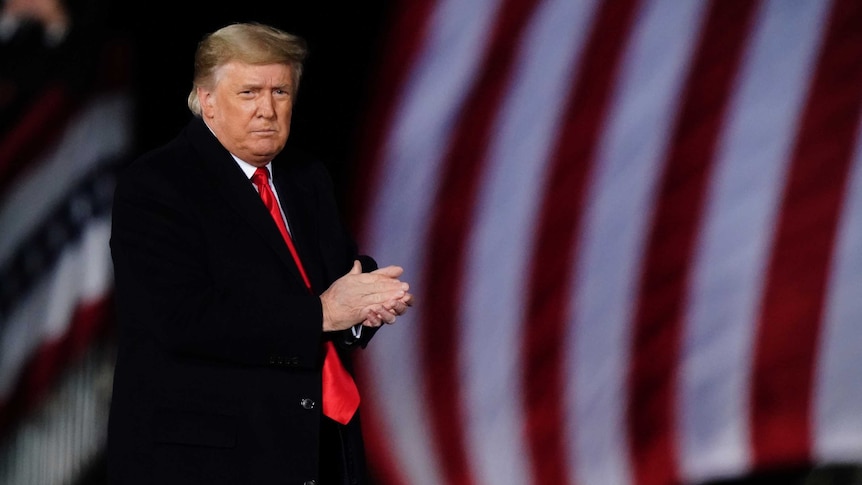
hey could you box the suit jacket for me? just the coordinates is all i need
[106,116,376,484]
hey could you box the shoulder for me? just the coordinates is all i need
[272,144,335,190]
[117,119,206,186]
[116,142,181,196]
[113,123,200,203]
[275,144,329,175]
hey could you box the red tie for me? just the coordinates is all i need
[252,167,360,425]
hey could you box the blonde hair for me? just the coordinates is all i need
[186,22,308,116]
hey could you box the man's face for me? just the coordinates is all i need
[198,61,295,166]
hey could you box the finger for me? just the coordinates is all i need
[364,288,407,306]
[362,309,387,327]
[380,309,397,324]
[370,279,408,294]
[349,260,362,275]
[362,312,382,327]
[356,273,406,292]
[371,265,404,278]
[389,300,407,315]
[368,303,397,324]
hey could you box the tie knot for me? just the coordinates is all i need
[252,167,269,186]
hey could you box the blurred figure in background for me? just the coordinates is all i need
[0,0,121,131]
[0,0,71,132]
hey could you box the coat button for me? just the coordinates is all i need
[300,398,316,409]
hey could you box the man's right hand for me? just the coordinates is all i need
[320,260,413,331]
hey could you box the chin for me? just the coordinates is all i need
[251,143,283,157]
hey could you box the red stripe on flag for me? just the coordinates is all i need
[0,84,75,193]
[359,393,410,485]
[751,0,862,468]
[626,2,760,485]
[520,0,641,483]
[0,294,114,440]
[418,0,541,483]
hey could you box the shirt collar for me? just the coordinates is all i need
[232,154,271,180]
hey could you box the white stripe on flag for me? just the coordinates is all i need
[680,0,833,481]
[569,1,708,484]
[362,0,505,483]
[815,107,862,463]
[462,0,600,483]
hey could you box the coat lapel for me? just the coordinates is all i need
[272,161,327,294]
[185,118,308,288]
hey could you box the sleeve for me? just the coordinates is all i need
[310,163,382,350]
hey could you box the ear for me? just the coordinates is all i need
[198,87,215,118]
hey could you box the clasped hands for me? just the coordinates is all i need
[320,260,414,331]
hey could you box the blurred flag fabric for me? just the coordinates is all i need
[350,0,862,484]
[0,11,132,483]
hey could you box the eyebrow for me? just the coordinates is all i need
[237,83,292,91]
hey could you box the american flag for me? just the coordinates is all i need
[349,0,862,484]
[0,22,132,481]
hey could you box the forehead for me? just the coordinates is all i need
[215,61,294,87]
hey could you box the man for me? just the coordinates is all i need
[106,22,412,485]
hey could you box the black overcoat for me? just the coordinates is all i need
[106,116,375,484]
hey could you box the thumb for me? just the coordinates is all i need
[349,259,362,275]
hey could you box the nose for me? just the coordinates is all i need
[257,94,275,118]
